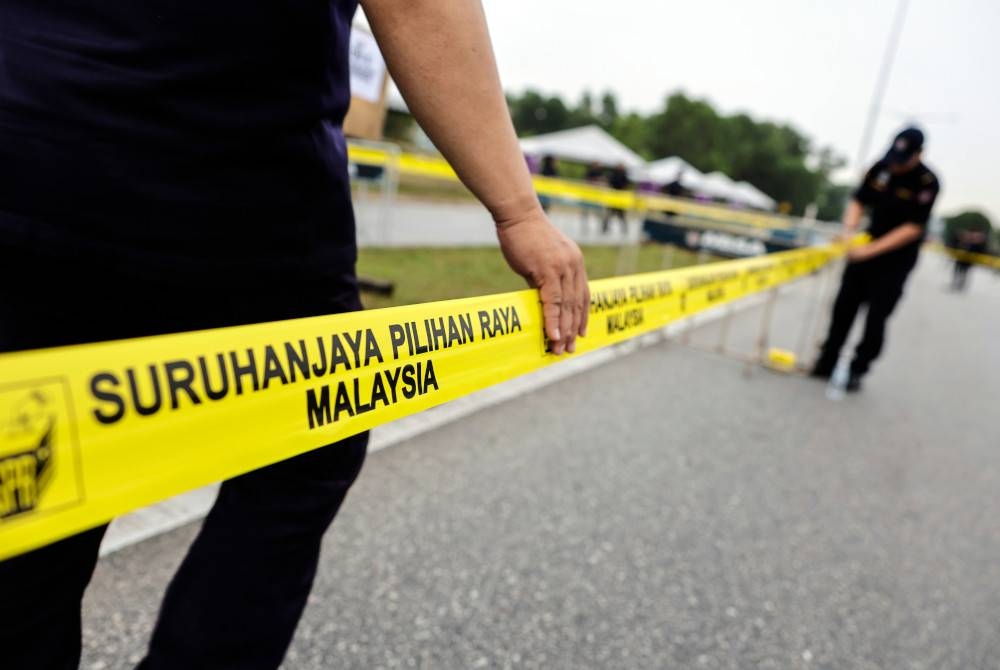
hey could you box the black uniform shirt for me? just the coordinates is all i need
[854,159,940,272]
[0,0,361,293]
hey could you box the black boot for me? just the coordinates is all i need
[809,359,835,379]
[846,372,863,392]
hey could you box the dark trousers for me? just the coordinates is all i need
[816,262,910,376]
[0,251,368,670]
[601,207,627,234]
[952,261,972,291]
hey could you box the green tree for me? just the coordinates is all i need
[815,183,853,222]
[598,91,620,129]
[943,211,993,247]
[506,87,849,214]
[610,112,651,159]
[570,89,599,128]
[643,92,728,171]
[383,110,416,143]
[506,89,574,136]
[577,90,594,119]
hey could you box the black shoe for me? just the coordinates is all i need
[846,373,863,393]
[809,362,834,380]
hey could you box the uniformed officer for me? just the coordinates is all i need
[0,1,589,668]
[811,127,940,391]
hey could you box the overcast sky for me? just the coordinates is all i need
[479,0,998,219]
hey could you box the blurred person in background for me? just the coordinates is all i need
[811,127,940,392]
[579,160,606,235]
[660,170,688,220]
[662,171,688,198]
[540,154,560,178]
[602,162,631,235]
[0,1,589,668]
[949,228,988,291]
[585,160,605,185]
[539,154,559,212]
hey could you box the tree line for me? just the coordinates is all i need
[507,89,848,218]
[387,86,993,237]
[944,211,997,251]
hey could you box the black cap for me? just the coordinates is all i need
[884,127,924,165]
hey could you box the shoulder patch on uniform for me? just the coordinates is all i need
[920,172,936,185]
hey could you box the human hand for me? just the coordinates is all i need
[495,211,589,355]
[847,244,876,263]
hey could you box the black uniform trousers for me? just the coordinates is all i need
[816,260,911,377]
[0,250,368,670]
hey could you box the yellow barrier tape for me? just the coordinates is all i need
[397,152,460,181]
[347,144,795,231]
[641,194,794,231]
[0,244,840,560]
[929,243,1000,270]
[531,175,635,210]
[346,144,393,168]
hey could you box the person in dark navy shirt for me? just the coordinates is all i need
[811,127,940,391]
[0,1,590,668]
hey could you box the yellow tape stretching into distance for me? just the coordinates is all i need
[348,144,796,231]
[0,245,842,560]
[929,244,1000,270]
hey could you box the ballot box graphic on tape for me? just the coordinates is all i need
[0,382,84,520]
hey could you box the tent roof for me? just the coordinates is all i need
[695,173,777,210]
[634,159,776,210]
[695,171,743,200]
[519,125,646,170]
[733,181,777,210]
[633,156,703,184]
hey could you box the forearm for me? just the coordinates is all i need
[360,0,538,225]
[867,223,923,257]
[842,199,865,234]
[360,0,589,353]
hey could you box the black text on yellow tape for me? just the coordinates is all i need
[0,245,839,560]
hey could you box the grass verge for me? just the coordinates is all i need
[357,245,708,309]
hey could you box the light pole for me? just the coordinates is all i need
[855,0,911,170]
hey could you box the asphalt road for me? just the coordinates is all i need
[82,256,1000,669]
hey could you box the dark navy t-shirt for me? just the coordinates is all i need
[0,0,361,292]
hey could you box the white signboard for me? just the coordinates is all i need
[349,28,386,104]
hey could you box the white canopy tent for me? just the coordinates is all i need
[633,157,777,210]
[733,181,777,211]
[519,125,646,170]
[695,171,744,202]
[633,156,706,190]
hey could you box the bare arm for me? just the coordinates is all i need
[360,0,588,353]
[841,199,865,236]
